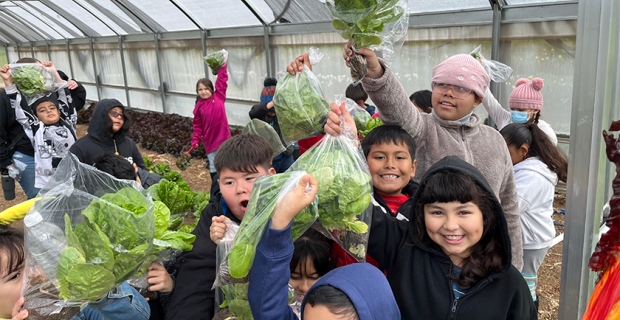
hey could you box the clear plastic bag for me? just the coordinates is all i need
[214,171,319,288]
[10,63,56,106]
[215,283,253,320]
[288,284,303,319]
[8,159,27,182]
[337,95,371,134]
[20,154,155,318]
[128,200,195,296]
[470,45,514,83]
[326,0,409,82]
[205,49,229,75]
[213,220,241,288]
[286,109,373,261]
[273,47,330,142]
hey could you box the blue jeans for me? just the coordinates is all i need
[76,282,150,320]
[208,151,217,173]
[272,153,294,173]
[12,151,40,199]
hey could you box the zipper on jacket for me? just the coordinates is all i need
[451,299,458,313]
[459,126,465,141]
[449,278,493,319]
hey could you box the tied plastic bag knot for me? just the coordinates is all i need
[8,159,27,182]
[308,47,325,66]
[10,63,57,106]
[470,45,513,83]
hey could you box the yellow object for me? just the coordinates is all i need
[0,197,42,225]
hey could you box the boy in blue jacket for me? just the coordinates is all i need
[247,174,400,320]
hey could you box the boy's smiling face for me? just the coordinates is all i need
[432,86,483,121]
[366,142,416,197]
[218,166,276,221]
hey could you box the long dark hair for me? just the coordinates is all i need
[305,285,359,319]
[412,170,506,289]
[196,78,214,99]
[0,226,25,278]
[290,228,335,278]
[410,90,433,113]
[501,123,568,182]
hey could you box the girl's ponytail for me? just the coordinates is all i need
[501,123,568,182]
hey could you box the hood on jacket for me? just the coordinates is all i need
[513,157,558,185]
[409,155,513,270]
[301,262,400,320]
[87,99,128,146]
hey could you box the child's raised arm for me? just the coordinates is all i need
[344,45,423,139]
[214,62,228,101]
[482,87,512,130]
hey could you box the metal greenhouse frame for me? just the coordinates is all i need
[1,0,619,319]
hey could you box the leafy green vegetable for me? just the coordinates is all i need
[205,51,226,75]
[226,173,318,280]
[273,68,330,141]
[143,157,154,171]
[152,163,171,176]
[353,110,371,133]
[326,0,407,48]
[222,283,253,320]
[175,154,192,171]
[358,117,383,137]
[57,187,154,302]
[149,179,194,217]
[471,53,479,59]
[12,65,46,96]
[288,135,372,260]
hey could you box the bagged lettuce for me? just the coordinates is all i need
[273,47,330,142]
[20,154,155,318]
[337,95,371,135]
[326,0,409,82]
[10,63,56,106]
[214,171,319,287]
[205,49,228,75]
[286,110,373,261]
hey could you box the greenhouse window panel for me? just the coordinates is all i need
[22,1,84,38]
[83,0,141,33]
[0,21,28,43]
[72,0,138,35]
[12,1,76,38]
[41,0,116,36]
[174,0,254,28]
[0,11,43,41]
[6,5,64,39]
[122,0,197,31]
[263,0,332,23]
[408,0,490,13]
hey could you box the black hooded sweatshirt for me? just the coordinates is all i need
[69,99,145,169]
[368,156,536,320]
[166,193,242,320]
[372,178,419,221]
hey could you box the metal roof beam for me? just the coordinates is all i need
[70,0,119,35]
[20,1,82,38]
[169,0,205,30]
[0,7,55,40]
[111,0,166,33]
[13,2,68,40]
[82,0,142,34]
[39,0,100,37]
[240,0,268,26]
[0,12,38,41]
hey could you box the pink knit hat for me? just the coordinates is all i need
[431,54,490,99]
[509,78,544,110]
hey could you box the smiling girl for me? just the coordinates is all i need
[191,61,231,179]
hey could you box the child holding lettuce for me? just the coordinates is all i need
[0,225,151,320]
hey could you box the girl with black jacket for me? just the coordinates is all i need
[70,99,145,170]
[367,155,536,319]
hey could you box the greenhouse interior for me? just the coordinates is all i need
[0,0,619,319]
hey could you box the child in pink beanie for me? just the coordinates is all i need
[482,78,557,145]
[341,47,523,272]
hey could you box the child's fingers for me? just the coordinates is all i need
[305,175,318,196]
[324,119,342,136]
[148,283,164,292]
[149,263,164,271]
[329,102,342,115]
[12,297,24,317]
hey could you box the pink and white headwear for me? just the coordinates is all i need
[431,54,491,99]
